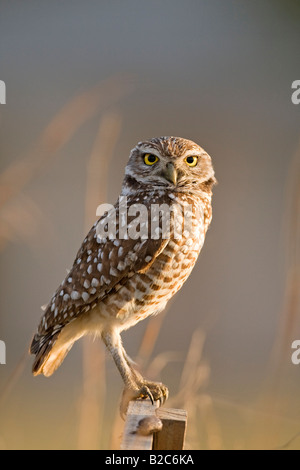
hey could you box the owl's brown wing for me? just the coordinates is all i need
[34,201,169,338]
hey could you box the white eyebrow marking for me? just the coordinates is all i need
[181,149,206,159]
[138,146,161,158]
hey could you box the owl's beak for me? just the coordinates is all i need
[162,162,177,186]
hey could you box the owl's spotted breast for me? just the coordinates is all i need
[93,190,211,330]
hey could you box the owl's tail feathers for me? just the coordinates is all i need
[30,328,73,377]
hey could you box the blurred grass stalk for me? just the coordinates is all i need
[248,136,300,449]
[0,79,130,404]
[0,75,133,251]
[109,315,222,450]
[77,110,122,450]
[0,76,131,450]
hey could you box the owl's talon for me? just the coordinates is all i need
[140,385,154,404]
[120,380,169,416]
[139,380,169,407]
[162,386,169,404]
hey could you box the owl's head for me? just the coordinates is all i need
[123,136,216,196]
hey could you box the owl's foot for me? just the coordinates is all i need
[120,380,169,418]
[140,380,169,405]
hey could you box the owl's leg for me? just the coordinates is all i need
[102,330,168,416]
[123,353,169,406]
[101,330,143,392]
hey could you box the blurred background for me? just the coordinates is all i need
[0,0,300,450]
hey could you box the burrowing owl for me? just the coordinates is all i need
[30,136,216,412]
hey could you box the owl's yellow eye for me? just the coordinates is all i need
[144,153,159,166]
[185,156,198,167]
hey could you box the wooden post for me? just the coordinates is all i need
[153,408,187,450]
[121,400,159,450]
[121,400,187,450]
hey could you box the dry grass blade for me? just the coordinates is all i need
[84,110,123,226]
[0,192,56,252]
[278,136,300,356]
[164,328,223,449]
[137,310,168,366]
[179,328,206,394]
[77,339,106,450]
[196,395,224,450]
[77,110,123,450]
[0,79,128,448]
[0,348,29,407]
[110,310,170,449]
[246,136,300,450]
[145,351,182,380]
[0,74,133,210]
